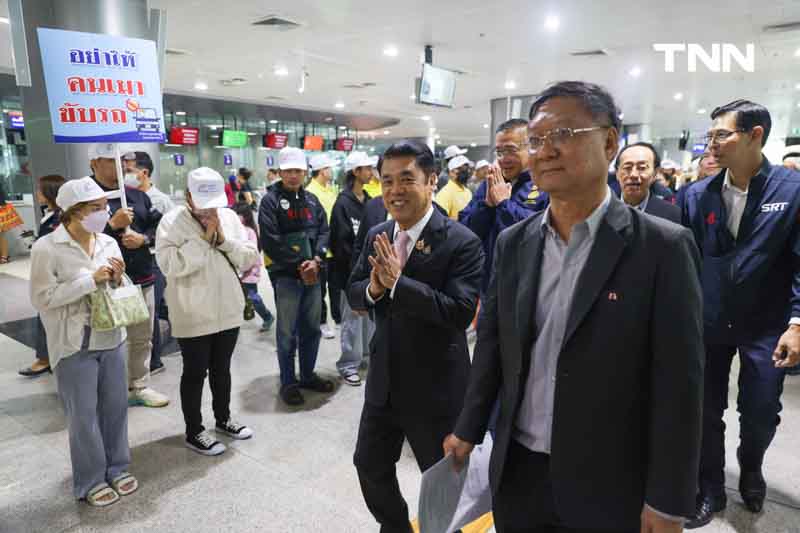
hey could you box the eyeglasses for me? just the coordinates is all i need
[494,144,527,158]
[527,126,609,154]
[618,163,652,176]
[703,129,745,145]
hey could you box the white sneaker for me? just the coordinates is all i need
[321,324,336,339]
[128,387,169,408]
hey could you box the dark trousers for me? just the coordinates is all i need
[320,262,329,325]
[35,314,49,363]
[150,264,167,370]
[494,440,637,533]
[354,402,455,533]
[177,328,239,438]
[699,335,786,493]
[326,258,342,325]
[243,282,274,324]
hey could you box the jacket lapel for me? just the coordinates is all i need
[403,209,446,276]
[517,216,545,364]
[562,197,632,347]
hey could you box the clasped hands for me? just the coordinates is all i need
[485,164,512,207]
[196,210,226,247]
[367,232,403,300]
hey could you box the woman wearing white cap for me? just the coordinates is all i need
[156,167,259,456]
[29,177,136,507]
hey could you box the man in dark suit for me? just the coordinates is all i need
[444,81,704,533]
[348,140,483,533]
[616,142,682,224]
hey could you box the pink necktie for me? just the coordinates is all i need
[394,231,410,267]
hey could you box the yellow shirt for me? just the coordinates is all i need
[364,178,382,198]
[305,179,338,258]
[435,180,473,220]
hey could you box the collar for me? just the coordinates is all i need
[541,186,612,240]
[51,223,113,251]
[723,170,749,194]
[394,205,435,242]
[629,190,650,211]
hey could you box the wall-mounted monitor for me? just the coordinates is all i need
[417,63,457,108]
[219,129,248,148]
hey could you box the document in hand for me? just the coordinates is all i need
[417,453,469,533]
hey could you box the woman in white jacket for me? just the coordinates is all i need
[29,177,137,507]
[156,167,259,456]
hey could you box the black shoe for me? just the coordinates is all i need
[18,363,51,377]
[299,374,335,393]
[738,449,767,513]
[685,492,726,529]
[149,362,166,375]
[280,384,305,406]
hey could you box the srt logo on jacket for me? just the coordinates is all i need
[762,202,788,213]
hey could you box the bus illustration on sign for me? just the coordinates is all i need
[135,107,161,134]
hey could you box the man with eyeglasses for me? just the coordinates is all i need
[615,142,681,224]
[783,145,800,171]
[445,81,703,533]
[459,118,549,293]
[682,100,800,528]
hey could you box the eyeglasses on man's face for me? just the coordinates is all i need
[494,144,527,158]
[703,129,746,145]
[527,126,609,154]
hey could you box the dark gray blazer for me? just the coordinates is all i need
[644,195,682,225]
[454,194,704,529]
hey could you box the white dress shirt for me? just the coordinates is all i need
[722,170,749,239]
[366,205,435,303]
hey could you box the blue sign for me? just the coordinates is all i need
[173,153,185,166]
[37,28,165,144]
[692,143,706,155]
[9,115,24,129]
[266,156,274,167]
[224,154,233,166]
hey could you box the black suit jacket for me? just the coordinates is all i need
[644,195,682,224]
[348,208,484,416]
[454,195,704,528]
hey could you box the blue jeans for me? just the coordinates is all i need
[243,282,274,325]
[699,333,786,494]
[274,277,322,387]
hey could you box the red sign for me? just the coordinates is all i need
[265,132,289,149]
[303,135,324,151]
[336,138,355,151]
[169,127,199,145]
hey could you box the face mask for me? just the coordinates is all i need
[124,173,140,188]
[81,209,110,233]
[457,169,472,184]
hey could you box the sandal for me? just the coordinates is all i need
[110,472,138,496]
[84,483,120,507]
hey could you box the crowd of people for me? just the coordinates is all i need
[10,78,800,532]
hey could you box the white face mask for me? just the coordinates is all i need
[80,209,110,233]
[123,173,141,188]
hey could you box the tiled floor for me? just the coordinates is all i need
[1,258,799,533]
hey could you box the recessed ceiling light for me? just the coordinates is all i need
[434,134,441,139]
[324,116,333,122]
[383,45,399,57]
[335,102,345,109]
[270,128,277,132]
[797,102,800,108]
[175,111,187,116]
[274,66,289,77]
[795,48,800,57]
[421,115,431,121]
[795,83,800,90]
[269,119,278,124]
[247,132,258,136]
[504,80,517,90]
[470,143,477,147]
[429,127,436,134]
[673,92,684,101]
[383,130,390,135]
[697,108,707,114]
[544,15,560,31]
[180,122,187,126]
[0,18,9,25]
[194,81,208,91]
[629,66,642,78]
[483,123,489,129]
[410,94,416,100]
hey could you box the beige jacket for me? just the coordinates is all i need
[156,206,259,338]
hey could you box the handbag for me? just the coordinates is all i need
[90,275,149,332]
[218,248,256,321]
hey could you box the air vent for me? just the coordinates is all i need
[763,21,800,33]
[252,15,303,31]
[220,77,247,87]
[165,48,191,56]
[342,82,378,89]
[265,96,285,101]
[570,49,609,57]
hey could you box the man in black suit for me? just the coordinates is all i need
[616,142,682,224]
[348,140,483,533]
[444,81,704,533]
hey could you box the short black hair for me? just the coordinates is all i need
[711,99,771,147]
[529,81,621,131]
[615,142,661,170]
[784,151,800,161]
[311,169,322,178]
[496,118,528,134]
[381,140,436,177]
[132,151,153,176]
[38,174,66,207]
[238,167,252,180]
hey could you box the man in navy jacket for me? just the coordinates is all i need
[682,100,800,528]
[458,118,548,293]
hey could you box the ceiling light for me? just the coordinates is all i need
[180,122,187,126]
[338,126,347,130]
[0,18,9,24]
[270,128,277,132]
[274,66,289,77]
[697,108,707,114]
[335,102,345,109]
[544,15,560,31]
[247,132,257,136]
[383,130,390,135]
[629,66,642,78]
[797,102,800,108]
[410,94,416,100]
[673,92,684,101]
[795,83,800,90]
[269,119,278,124]
[194,81,208,91]
[175,111,186,116]
[470,143,477,147]
[383,45,399,57]
[504,80,516,90]
[795,48,800,57]
[482,123,489,129]
[434,134,441,139]
[421,115,431,121]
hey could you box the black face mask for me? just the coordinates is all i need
[457,169,472,184]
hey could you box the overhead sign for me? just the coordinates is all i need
[9,114,24,129]
[303,135,324,151]
[336,138,355,151]
[264,132,289,149]
[37,28,166,143]
[266,156,275,167]
[173,153,185,166]
[169,127,199,145]
[220,129,248,148]
[692,143,706,155]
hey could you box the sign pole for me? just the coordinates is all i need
[113,143,128,210]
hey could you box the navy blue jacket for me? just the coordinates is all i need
[458,171,548,291]
[682,158,800,344]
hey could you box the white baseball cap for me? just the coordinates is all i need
[661,159,680,170]
[345,151,379,172]
[309,154,338,171]
[88,143,117,160]
[56,177,106,211]
[448,155,472,171]
[187,167,227,209]
[278,147,308,171]
[475,160,490,170]
[443,145,468,160]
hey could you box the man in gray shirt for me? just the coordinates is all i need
[445,81,704,533]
